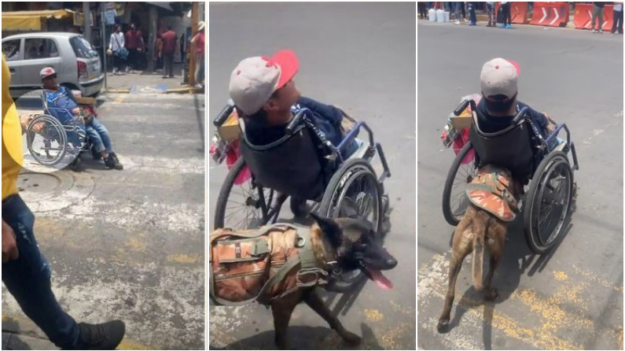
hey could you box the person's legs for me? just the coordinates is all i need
[2,195,80,349]
[505,3,512,27]
[461,2,466,19]
[195,53,204,86]
[454,2,461,22]
[85,124,106,154]
[89,118,113,154]
[599,7,604,32]
[619,11,624,34]
[469,2,477,24]
[168,53,175,77]
[486,3,493,25]
[591,5,599,31]
[612,11,619,33]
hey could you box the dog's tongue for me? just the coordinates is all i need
[368,269,393,290]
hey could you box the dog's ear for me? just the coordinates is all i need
[310,212,342,247]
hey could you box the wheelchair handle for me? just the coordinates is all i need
[213,103,235,127]
[453,99,477,117]
[511,106,529,125]
[286,110,306,135]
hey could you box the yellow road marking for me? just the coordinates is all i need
[572,265,624,293]
[364,309,385,322]
[418,254,622,350]
[167,253,203,264]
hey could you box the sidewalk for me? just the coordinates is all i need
[103,63,203,94]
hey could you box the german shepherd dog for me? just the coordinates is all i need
[268,213,397,349]
[437,177,522,332]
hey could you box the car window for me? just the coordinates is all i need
[2,40,21,61]
[70,36,97,59]
[24,38,59,60]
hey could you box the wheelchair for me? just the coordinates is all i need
[441,98,579,254]
[211,102,391,291]
[25,91,94,170]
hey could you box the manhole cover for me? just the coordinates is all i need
[18,171,95,213]
[17,173,61,194]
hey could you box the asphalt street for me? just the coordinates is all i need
[2,93,205,350]
[209,3,416,350]
[418,21,623,350]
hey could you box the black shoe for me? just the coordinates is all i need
[77,320,125,350]
[105,153,123,170]
[290,197,309,218]
[69,154,82,171]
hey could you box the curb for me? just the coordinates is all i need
[104,87,203,94]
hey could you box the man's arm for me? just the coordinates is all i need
[297,97,343,125]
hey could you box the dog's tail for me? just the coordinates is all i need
[471,210,490,291]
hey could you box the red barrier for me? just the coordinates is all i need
[495,2,530,24]
[530,2,569,27]
[574,4,614,31]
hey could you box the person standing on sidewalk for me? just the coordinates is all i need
[418,2,427,19]
[468,2,477,26]
[161,26,177,79]
[611,2,623,34]
[591,2,606,33]
[190,21,205,88]
[108,25,126,75]
[500,1,512,28]
[2,56,126,350]
[486,1,496,26]
[124,23,144,73]
[454,2,463,24]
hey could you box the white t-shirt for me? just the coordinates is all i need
[109,32,125,51]
[614,3,623,12]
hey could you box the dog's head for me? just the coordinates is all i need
[310,213,397,290]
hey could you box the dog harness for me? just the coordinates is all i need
[209,223,329,306]
[466,164,519,222]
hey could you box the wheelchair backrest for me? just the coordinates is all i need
[469,110,536,180]
[238,118,327,201]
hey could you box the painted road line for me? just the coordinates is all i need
[418,253,623,350]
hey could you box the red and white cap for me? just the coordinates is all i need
[480,58,520,102]
[40,67,56,80]
[228,50,299,115]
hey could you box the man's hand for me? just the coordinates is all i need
[2,221,19,263]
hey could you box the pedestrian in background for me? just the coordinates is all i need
[611,2,623,34]
[468,2,477,26]
[454,2,463,24]
[108,25,127,75]
[591,2,606,33]
[153,33,163,71]
[486,1,496,26]
[418,2,427,19]
[500,1,512,29]
[190,21,205,88]
[161,26,177,79]
[124,23,144,73]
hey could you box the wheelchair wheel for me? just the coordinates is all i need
[214,157,275,230]
[523,151,573,254]
[318,158,382,292]
[26,115,67,166]
[442,141,478,226]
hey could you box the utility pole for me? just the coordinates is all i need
[83,2,91,42]
[189,2,198,86]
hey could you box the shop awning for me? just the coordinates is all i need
[2,9,74,31]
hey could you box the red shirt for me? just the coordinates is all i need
[161,30,177,54]
[194,32,205,55]
[125,30,143,49]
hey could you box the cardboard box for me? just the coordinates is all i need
[218,110,241,141]
[450,108,473,130]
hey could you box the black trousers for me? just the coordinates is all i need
[502,3,512,25]
[612,10,623,34]
[163,52,174,77]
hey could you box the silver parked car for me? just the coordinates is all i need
[2,32,104,97]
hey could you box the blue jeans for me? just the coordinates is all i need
[454,2,462,20]
[86,118,113,154]
[2,195,81,349]
[486,3,495,23]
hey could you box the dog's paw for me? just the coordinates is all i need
[484,287,499,301]
[340,331,362,346]
[437,319,450,332]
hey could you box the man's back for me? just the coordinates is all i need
[161,30,177,53]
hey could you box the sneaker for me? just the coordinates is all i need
[499,24,506,28]
[506,24,511,29]
[599,29,604,34]
[78,320,125,350]
[592,29,596,33]
[455,20,460,24]
[105,152,123,170]
[125,67,130,73]
[469,22,476,26]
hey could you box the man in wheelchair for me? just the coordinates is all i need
[477,58,576,200]
[228,50,389,222]
[40,67,123,170]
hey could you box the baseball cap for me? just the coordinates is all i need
[228,50,299,115]
[40,67,56,80]
[480,58,520,102]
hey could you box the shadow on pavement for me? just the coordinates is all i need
[441,210,574,349]
[216,323,383,350]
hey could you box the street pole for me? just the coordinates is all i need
[101,5,107,91]
[189,2,198,86]
[83,2,91,42]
